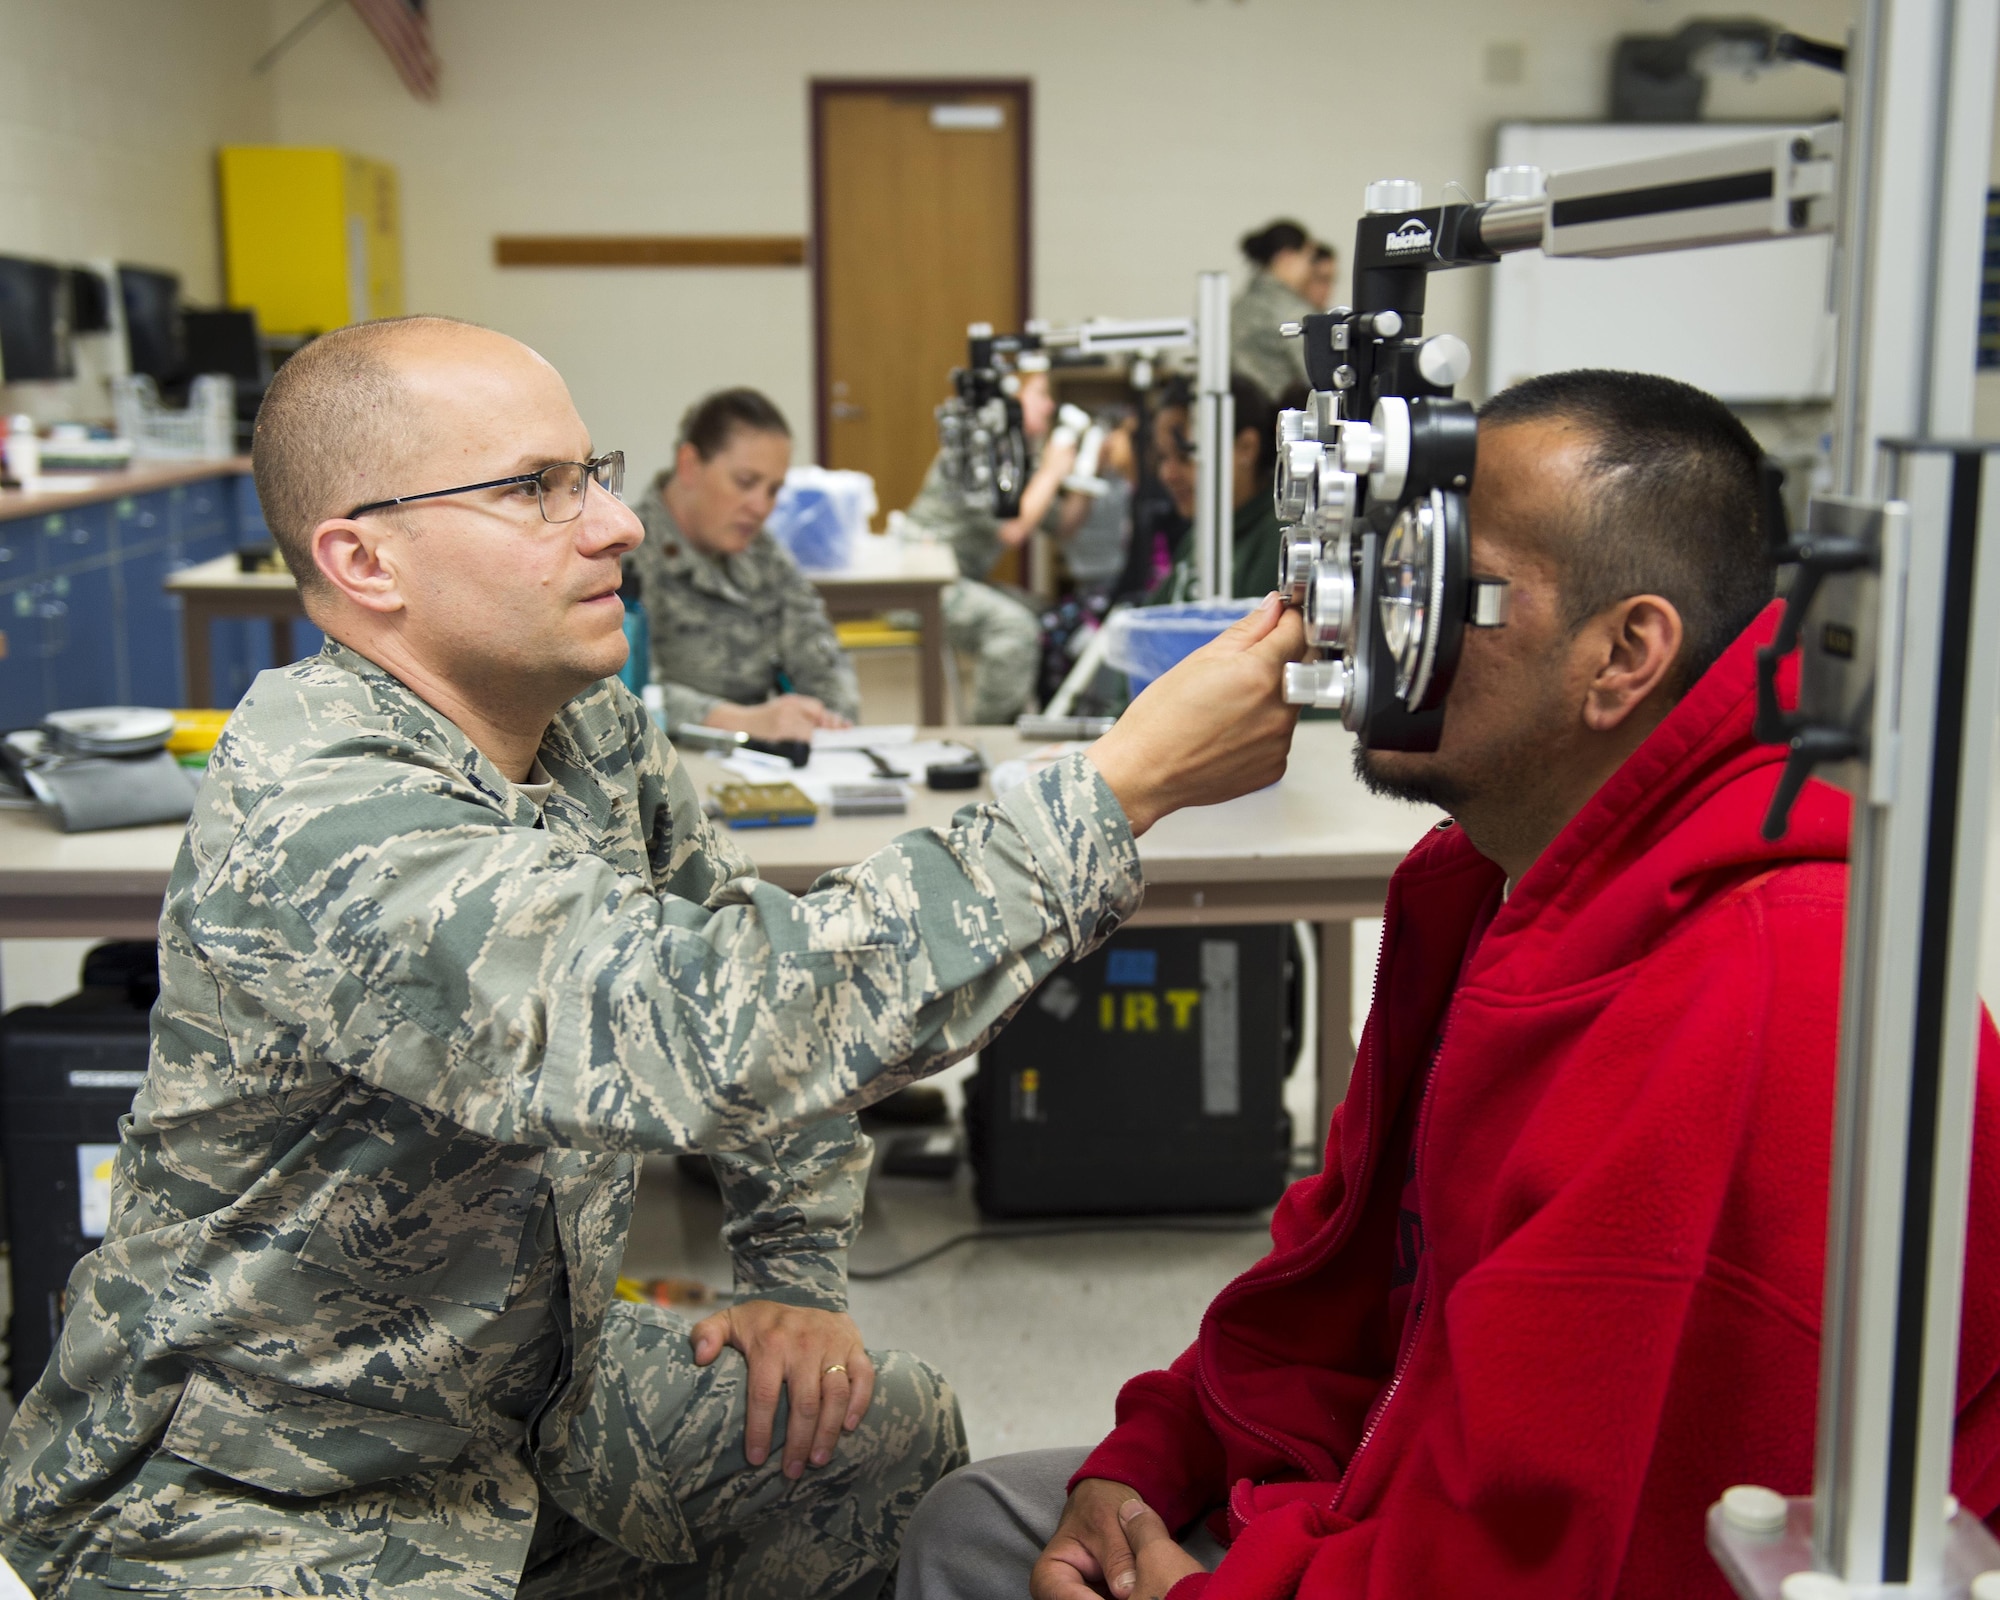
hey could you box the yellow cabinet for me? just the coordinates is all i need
[218,147,404,337]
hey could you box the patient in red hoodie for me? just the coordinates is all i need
[893,369,2000,1600]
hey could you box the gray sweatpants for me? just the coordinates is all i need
[893,1447,1227,1600]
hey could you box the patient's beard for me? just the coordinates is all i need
[1353,743,1472,812]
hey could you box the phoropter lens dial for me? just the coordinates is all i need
[1309,460,1359,539]
[1274,438,1321,525]
[1280,529,1317,607]
[1283,658,1352,711]
[1305,556,1355,651]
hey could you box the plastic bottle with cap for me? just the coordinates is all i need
[2,415,38,492]
[617,569,650,696]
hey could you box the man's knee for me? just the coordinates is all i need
[855,1348,969,1492]
[983,600,1040,661]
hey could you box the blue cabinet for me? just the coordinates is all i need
[42,564,121,712]
[0,469,259,729]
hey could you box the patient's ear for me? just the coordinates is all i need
[1582,594,1683,733]
[311,516,407,615]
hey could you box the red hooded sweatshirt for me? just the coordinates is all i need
[1075,607,2000,1599]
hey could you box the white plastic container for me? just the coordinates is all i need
[3,416,39,490]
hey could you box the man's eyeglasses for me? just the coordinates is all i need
[347,452,625,524]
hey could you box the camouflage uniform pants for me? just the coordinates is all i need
[941,581,1040,725]
[520,1303,969,1600]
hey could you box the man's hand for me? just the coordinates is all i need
[709,694,851,742]
[1119,1497,1208,1599]
[1031,1477,1145,1600]
[1088,594,1307,835]
[689,1301,875,1477]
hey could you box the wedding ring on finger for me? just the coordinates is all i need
[823,1364,847,1377]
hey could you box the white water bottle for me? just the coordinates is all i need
[3,416,38,491]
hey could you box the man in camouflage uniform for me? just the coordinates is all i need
[0,318,1305,1598]
[904,366,1079,725]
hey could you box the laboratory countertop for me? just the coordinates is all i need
[0,723,1434,937]
[0,457,253,522]
[677,723,1434,893]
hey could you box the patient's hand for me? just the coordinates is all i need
[1119,1496,1208,1599]
[690,1300,875,1479]
[1032,1477,1145,1600]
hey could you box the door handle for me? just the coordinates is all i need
[830,400,867,421]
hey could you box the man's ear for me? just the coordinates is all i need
[310,516,406,616]
[1582,594,1684,733]
[675,440,701,480]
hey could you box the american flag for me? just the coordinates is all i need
[348,0,439,100]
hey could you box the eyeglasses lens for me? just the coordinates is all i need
[536,462,588,524]
[533,454,624,524]
[594,452,625,501]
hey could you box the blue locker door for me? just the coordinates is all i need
[38,505,120,711]
[117,493,178,707]
[42,564,121,712]
[0,517,44,730]
[172,481,255,704]
[121,539,185,708]
[229,472,322,669]
[234,473,269,543]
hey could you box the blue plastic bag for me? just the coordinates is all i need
[766,468,878,571]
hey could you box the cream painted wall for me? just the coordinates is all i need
[264,0,1853,488]
[0,0,273,417]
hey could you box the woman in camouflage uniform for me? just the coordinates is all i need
[1230,219,1320,404]
[629,390,861,742]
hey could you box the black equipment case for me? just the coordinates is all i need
[967,925,1297,1217]
[0,945,155,1401]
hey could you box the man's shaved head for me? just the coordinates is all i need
[251,314,493,593]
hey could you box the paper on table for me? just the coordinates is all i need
[720,738,979,807]
[813,724,916,750]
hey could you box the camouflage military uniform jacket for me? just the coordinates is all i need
[0,640,1140,1596]
[630,479,861,732]
[1230,271,1315,403]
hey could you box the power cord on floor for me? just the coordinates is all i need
[848,1217,1272,1282]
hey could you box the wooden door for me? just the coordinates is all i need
[813,81,1030,527]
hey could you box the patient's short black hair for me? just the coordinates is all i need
[1479,369,1775,691]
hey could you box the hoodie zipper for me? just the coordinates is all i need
[1332,1003,1451,1514]
[1196,932,1395,1477]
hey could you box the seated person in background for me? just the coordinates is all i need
[1230,220,1317,402]
[1305,241,1340,312]
[896,370,2000,1600]
[629,387,860,743]
[1063,411,1138,607]
[1146,374,1282,604]
[904,357,1084,724]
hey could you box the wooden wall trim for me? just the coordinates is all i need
[494,235,807,268]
